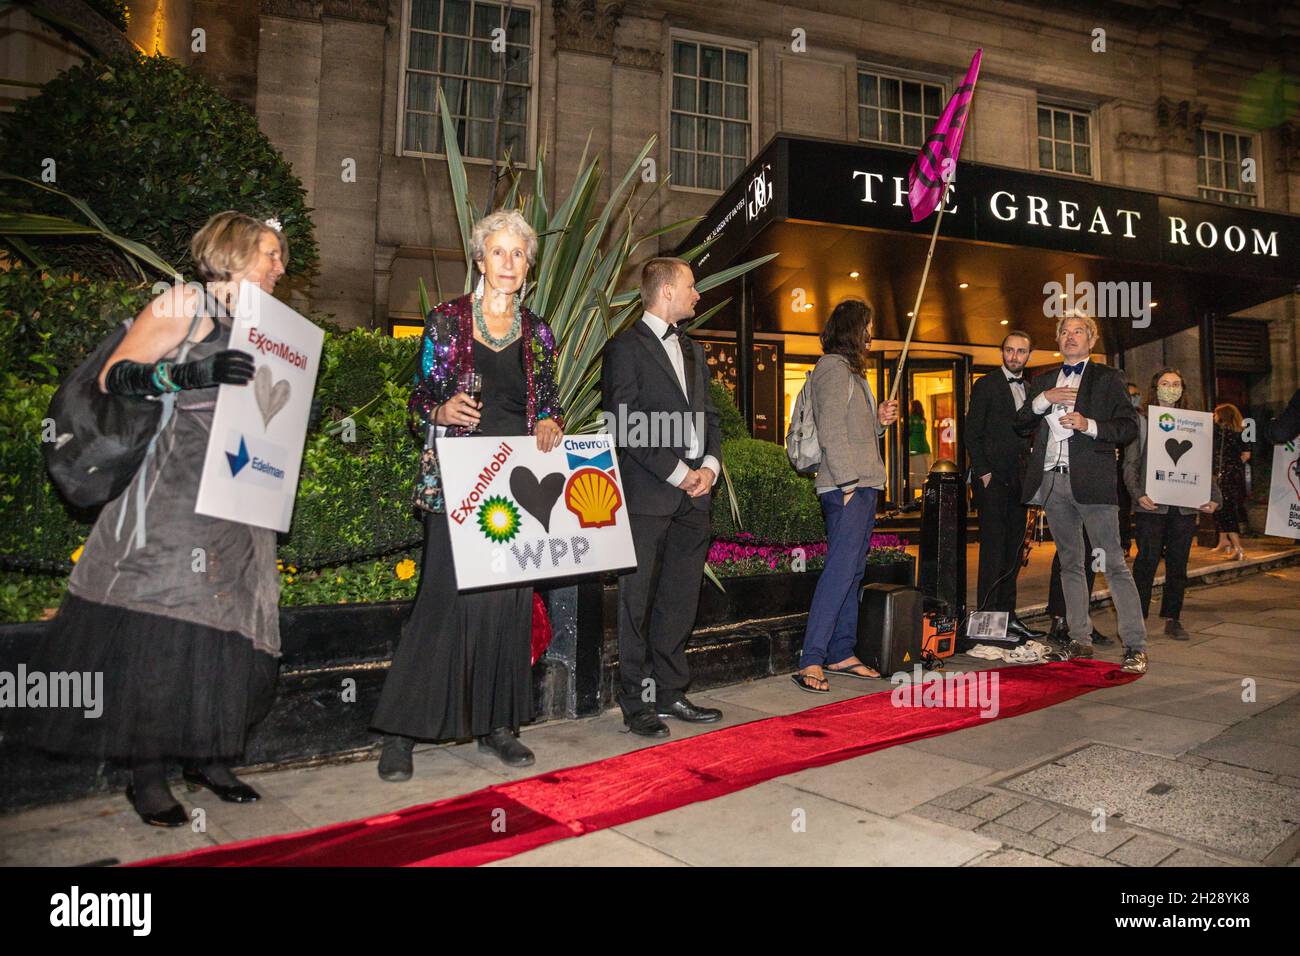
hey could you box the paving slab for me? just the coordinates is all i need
[486,828,687,867]
[1189,737,1300,778]
[612,781,1000,866]
[1106,834,1179,866]
[968,847,1063,866]
[705,673,890,716]
[778,747,992,817]
[0,800,214,867]
[1003,743,1300,862]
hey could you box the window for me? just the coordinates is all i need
[670,38,751,191]
[858,71,944,148]
[1037,104,1092,176]
[400,0,534,162]
[1198,128,1257,206]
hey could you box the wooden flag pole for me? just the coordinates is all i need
[888,181,951,405]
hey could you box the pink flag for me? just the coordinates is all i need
[907,48,982,222]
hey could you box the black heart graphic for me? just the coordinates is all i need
[509,467,565,532]
[1165,438,1193,465]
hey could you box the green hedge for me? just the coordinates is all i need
[1,53,317,280]
[710,378,748,443]
[713,436,824,544]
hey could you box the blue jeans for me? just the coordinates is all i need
[800,487,879,668]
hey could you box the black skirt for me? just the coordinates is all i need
[371,511,533,741]
[5,594,278,763]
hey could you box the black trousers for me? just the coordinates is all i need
[975,477,1026,613]
[1132,510,1197,621]
[617,498,711,717]
[1048,526,1097,619]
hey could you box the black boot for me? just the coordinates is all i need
[378,734,415,782]
[477,727,535,767]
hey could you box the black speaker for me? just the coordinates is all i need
[856,583,924,677]
[918,468,967,620]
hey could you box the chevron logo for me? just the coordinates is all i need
[226,436,250,477]
[566,448,614,471]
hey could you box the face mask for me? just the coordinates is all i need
[1156,384,1183,405]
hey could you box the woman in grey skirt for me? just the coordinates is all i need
[10,212,288,826]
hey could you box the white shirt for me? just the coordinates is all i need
[1003,364,1026,412]
[1031,357,1099,470]
[641,312,720,489]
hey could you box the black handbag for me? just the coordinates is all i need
[43,308,204,509]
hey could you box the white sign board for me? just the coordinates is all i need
[195,282,324,532]
[1264,439,1300,540]
[1144,406,1213,509]
[436,433,637,590]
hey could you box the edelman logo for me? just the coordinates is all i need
[224,432,287,486]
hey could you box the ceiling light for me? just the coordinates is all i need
[906,311,914,317]
[1000,320,1008,325]
[1053,351,1061,357]
[958,282,969,289]
[849,271,860,278]
[1150,300,1158,307]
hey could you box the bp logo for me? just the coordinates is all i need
[477,496,521,543]
[1158,413,1176,432]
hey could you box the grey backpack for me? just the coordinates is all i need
[785,369,854,475]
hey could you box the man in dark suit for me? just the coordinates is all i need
[966,330,1042,640]
[601,257,724,737]
[1015,315,1147,674]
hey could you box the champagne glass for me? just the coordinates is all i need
[458,371,483,433]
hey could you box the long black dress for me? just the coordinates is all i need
[1214,425,1248,534]
[371,337,533,740]
[7,317,279,764]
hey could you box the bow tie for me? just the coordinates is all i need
[1061,361,1086,377]
[661,323,685,340]
[1006,375,1024,384]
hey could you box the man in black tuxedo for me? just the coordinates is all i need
[601,257,724,737]
[966,330,1042,640]
[1015,315,1147,674]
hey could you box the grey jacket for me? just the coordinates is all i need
[812,353,887,494]
[1123,410,1223,515]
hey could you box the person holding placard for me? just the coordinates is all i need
[1123,368,1222,641]
[1264,389,1300,444]
[9,212,287,826]
[372,210,563,778]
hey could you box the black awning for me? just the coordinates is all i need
[679,135,1300,351]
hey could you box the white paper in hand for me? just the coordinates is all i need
[1046,405,1073,442]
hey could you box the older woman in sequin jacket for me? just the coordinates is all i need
[371,209,564,776]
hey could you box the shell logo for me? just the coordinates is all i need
[564,467,622,528]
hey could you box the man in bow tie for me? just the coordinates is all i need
[1015,315,1147,674]
[601,257,724,738]
[966,330,1042,640]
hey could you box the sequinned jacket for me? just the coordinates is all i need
[410,293,564,513]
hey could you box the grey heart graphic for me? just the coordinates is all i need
[1165,438,1193,465]
[254,364,291,429]
[509,467,565,533]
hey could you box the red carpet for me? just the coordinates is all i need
[133,660,1136,867]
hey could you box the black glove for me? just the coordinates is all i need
[171,349,256,389]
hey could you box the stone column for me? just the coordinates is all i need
[552,0,622,201]
[190,0,262,109]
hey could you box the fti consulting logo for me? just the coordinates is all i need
[477,496,521,543]
[1158,413,1176,432]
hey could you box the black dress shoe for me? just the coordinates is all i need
[624,710,670,737]
[477,728,535,767]
[125,785,187,828]
[1045,616,1070,645]
[1007,616,1046,640]
[378,734,415,782]
[1090,627,1115,646]
[182,766,261,803]
[656,697,723,723]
